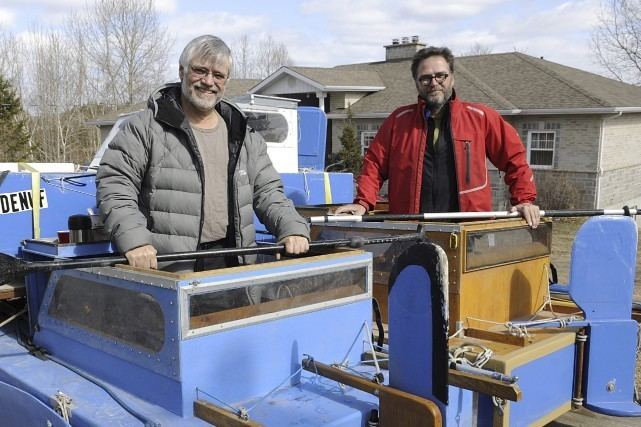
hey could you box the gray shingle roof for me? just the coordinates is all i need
[287,66,384,88]
[301,52,641,114]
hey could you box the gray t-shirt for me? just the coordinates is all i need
[192,113,229,242]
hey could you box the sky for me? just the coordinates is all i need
[0,0,607,78]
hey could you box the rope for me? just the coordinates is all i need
[449,343,493,369]
[197,366,304,421]
[41,176,97,197]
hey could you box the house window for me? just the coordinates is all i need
[527,130,555,168]
[360,131,377,155]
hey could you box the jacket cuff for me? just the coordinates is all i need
[114,228,153,254]
[354,199,372,211]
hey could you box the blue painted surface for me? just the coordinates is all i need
[0,172,98,256]
[508,342,575,425]
[584,321,641,416]
[180,300,373,418]
[567,216,641,416]
[35,271,183,415]
[241,371,379,426]
[0,328,209,426]
[389,264,449,421]
[297,106,328,171]
[569,216,638,320]
[0,380,70,427]
[446,387,475,427]
[281,171,353,206]
[22,251,375,424]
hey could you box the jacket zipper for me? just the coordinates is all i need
[464,141,471,185]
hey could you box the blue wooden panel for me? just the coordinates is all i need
[584,321,641,416]
[180,299,373,417]
[569,216,638,320]
[281,172,353,206]
[0,380,70,427]
[508,343,575,425]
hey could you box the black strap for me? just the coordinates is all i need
[549,263,558,285]
[372,298,385,348]
[623,205,631,216]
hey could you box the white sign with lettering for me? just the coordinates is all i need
[0,189,48,214]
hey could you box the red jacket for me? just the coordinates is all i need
[355,96,536,213]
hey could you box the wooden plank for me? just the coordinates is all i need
[360,350,521,402]
[448,369,521,402]
[0,283,25,300]
[379,386,442,427]
[194,399,263,427]
[302,358,442,426]
[551,406,641,427]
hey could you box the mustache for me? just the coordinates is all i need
[194,83,217,92]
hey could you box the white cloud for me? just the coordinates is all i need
[0,9,16,27]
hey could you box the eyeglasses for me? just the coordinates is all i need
[417,72,449,85]
[189,65,228,83]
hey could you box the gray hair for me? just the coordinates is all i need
[179,35,233,71]
[411,46,455,80]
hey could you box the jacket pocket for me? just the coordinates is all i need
[455,138,487,194]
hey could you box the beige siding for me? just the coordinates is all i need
[507,115,601,172]
[601,113,641,171]
[329,92,368,112]
[495,115,602,209]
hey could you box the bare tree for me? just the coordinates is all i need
[0,30,23,97]
[461,42,494,56]
[23,29,91,162]
[232,34,255,79]
[231,34,291,79]
[592,0,641,84]
[256,35,290,77]
[67,0,173,106]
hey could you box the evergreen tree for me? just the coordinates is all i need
[0,75,32,161]
[337,108,362,176]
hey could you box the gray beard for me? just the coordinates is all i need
[421,89,453,113]
[181,79,219,112]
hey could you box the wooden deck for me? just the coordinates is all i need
[547,407,641,427]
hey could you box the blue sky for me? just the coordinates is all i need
[0,0,606,77]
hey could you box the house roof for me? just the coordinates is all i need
[86,79,260,126]
[249,66,385,93]
[266,52,641,115]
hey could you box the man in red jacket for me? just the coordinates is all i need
[336,46,540,228]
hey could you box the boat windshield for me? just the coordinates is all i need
[188,265,368,331]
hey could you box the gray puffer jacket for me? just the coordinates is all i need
[96,83,309,264]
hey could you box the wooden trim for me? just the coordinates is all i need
[302,358,442,426]
[194,399,263,426]
[448,369,522,402]
[0,283,25,300]
[117,250,365,280]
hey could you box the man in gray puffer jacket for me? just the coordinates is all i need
[97,35,309,271]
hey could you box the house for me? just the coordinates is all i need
[249,37,641,211]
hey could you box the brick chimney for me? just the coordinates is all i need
[385,35,425,61]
